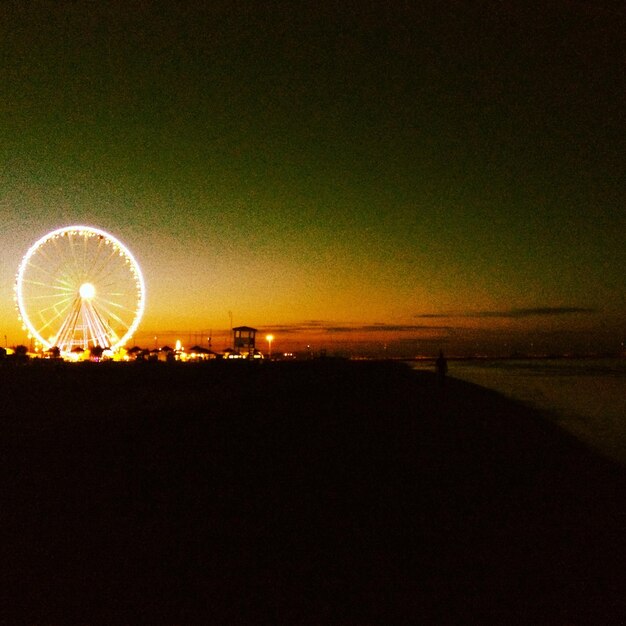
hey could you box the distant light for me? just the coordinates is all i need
[79,282,96,300]
[176,339,182,351]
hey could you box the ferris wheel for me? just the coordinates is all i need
[15,225,146,354]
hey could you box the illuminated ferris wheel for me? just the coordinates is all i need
[15,225,145,354]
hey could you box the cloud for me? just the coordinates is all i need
[506,307,598,317]
[261,324,321,334]
[264,321,454,334]
[323,326,440,333]
[357,324,453,332]
[471,307,599,319]
[416,307,598,319]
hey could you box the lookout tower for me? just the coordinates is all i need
[233,326,257,358]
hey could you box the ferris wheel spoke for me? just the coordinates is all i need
[31,296,74,316]
[98,279,134,295]
[52,274,76,290]
[82,232,90,276]
[25,260,73,286]
[34,243,62,265]
[84,235,106,279]
[95,305,128,329]
[92,258,129,287]
[55,300,83,351]
[89,248,122,285]
[99,272,135,288]
[100,292,129,299]
[36,311,72,337]
[35,296,78,336]
[76,234,88,283]
[88,303,124,345]
[85,301,114,347]
[22,282,76,299]
[20,278,74,292]
[50,235,70,268]
[93,301,130,329]
[51,235,83,286]
[38,306,70,332]
[97,296,137,313]
[23,276,74,294]
[96,276,127,293]
[97,268,127,283]
[27,293,72,306]
[82,303,106,348]
[81,233,99,279]
[35,245,72,277]
[68,232,80,269]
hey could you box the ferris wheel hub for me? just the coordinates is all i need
[79,282,96,300]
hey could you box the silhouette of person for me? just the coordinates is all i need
[435,350,448,384]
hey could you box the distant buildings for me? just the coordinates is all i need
[2,324,284,362]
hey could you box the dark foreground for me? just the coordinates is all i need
[1,360,625,623]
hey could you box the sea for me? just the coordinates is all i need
[411,358,626,465]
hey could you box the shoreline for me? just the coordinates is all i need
[427,357,626,465]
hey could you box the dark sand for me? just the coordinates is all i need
[1,360,625,623]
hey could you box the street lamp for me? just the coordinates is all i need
[265,334,274,359]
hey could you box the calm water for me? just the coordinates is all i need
[412,358,626,464]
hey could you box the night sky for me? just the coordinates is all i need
[1,0,624,355]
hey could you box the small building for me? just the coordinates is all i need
[223,347,244,359]
[232,326,257,358]
[188,346,217,361]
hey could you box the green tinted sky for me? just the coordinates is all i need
[1,1,624,355]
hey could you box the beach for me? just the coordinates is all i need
[1,360,625,623]
[414,358,626,464]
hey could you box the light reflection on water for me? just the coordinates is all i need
[411,358,626,464]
